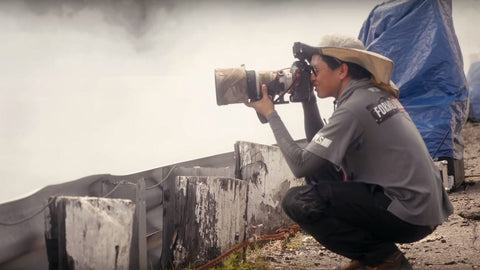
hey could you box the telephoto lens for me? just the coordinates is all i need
[214,66,280,106]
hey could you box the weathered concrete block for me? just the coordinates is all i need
[45,196,135,270]
[235,141,304,234]
[162,176,247,269]
[100,178,147,270]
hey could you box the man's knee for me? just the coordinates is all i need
[281,186,304,215]
[281,185,327,224]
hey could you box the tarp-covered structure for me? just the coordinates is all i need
[359,0,469,160]
[468,61,480,122]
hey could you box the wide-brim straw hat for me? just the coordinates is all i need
[317,46,398,97]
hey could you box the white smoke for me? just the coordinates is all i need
[0,0,478,203]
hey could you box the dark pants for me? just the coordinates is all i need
[281,181,434,266]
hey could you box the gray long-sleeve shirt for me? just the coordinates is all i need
[267,79,453,226]
[267,96,342,182]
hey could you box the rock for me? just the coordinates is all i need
[459,210,480,220]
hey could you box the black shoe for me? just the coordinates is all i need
[366,250,412,270]
[337,259,365,270]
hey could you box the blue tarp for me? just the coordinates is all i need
[468,61,480,121]
[358,0,469,159]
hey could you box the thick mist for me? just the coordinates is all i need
[0,0,478,203]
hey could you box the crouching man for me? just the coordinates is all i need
[246,35,453,270]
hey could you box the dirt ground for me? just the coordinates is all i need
[246,121,480,270]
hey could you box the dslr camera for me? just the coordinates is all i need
[214,42,318,123]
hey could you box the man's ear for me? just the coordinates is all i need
[338,63,348,79]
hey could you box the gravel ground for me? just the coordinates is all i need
[246,121,480,270]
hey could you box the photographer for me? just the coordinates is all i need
[246,35,453,270]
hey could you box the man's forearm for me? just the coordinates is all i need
[267,111,327,178]
[302,98,323,142]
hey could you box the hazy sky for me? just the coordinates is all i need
[1,0,478,203]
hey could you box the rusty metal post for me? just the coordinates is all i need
[134,178,147,270]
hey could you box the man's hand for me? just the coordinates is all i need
[245,84,275,117]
